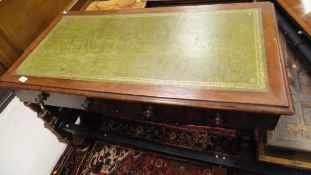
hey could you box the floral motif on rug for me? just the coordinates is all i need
[100,117,254,160]
[81,142,214,175]
[51,118,255,175]
[52,142,255,175]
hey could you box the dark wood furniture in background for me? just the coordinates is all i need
[273,0,311,67]
[0,0,74,72]
[277,0,311,37]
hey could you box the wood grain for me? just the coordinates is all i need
[259,133,311,170]
[277,0,311,37]
[0,0,74,70]
[0,31,20,68]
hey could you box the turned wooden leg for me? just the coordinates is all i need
[70,99,94,151]
[24,93,93,151]
[24,102,70,143]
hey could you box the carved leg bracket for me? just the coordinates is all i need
[23,95,96,152]
[24,102,70,143]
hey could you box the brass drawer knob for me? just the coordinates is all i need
[81,99,92,110]
[143,105,154,119]
[214,112,224,126]
[35,92,49,109]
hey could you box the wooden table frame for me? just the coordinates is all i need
[0,2,294,151]
[0,3,293,114]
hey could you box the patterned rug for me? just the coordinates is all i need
[51,141,253,175]
[52,142,210,175]
[99,117,255,160]
[51,116,255,175]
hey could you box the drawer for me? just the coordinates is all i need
[15,89,279,130]
[90,99,279,129]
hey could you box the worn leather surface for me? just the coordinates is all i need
[16,8,268,92]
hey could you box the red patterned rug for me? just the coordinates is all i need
[51,117,254,175]
[52,141,228,175]
[51,141,255,175]
[99,116,255,160]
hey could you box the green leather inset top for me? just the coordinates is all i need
[16,8,268,92]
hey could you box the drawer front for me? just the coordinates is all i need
[15,89,279,129]
[16,89,86,109]
[90,99,279,129]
